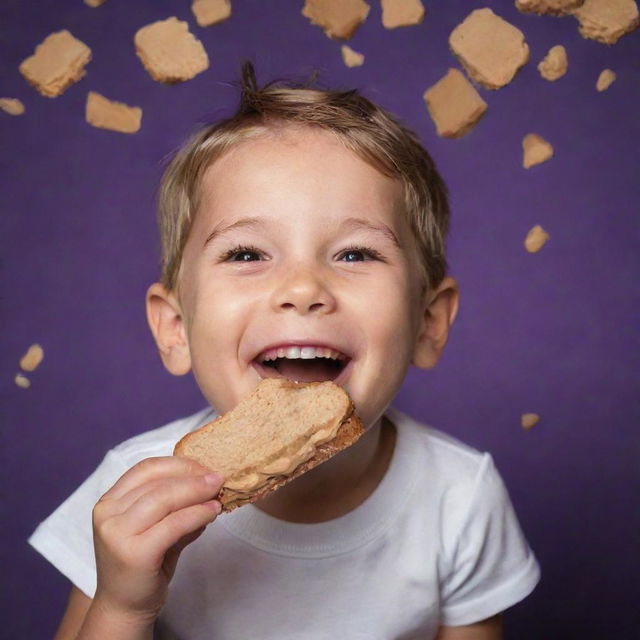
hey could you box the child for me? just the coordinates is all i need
[30,62,540,639]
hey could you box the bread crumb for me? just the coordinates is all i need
[20,344,44,371]
[86,92,142,133]
[538,45,568,81]
[19,30,92,98]
[15,373,31,389]
[341,45,365,67]
[516,0,584,15]
[192,0,232,27]
[423,68,488,138]
[523,133,554,168]
[449,8,530,90]
[84,0,108,6]
[134,17,209,84]
[0,98,25,115]
[521,413,540,430]
[302,0,370,40]
[524,225,550,252]
[596,68,617,91]
[381,0,425,29]
[572,0,639,44]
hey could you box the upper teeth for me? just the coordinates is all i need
[259,346,347,363]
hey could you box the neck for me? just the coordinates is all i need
[254,414,396,523]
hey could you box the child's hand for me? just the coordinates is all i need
[91,456,224,624]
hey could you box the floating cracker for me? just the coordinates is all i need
[449,8,529,90]
[523,133,554,168]
[538,45,568,81]
[15,374,31,389]
[192,0,232,27]
[20,344,44,372]
[572,0,639,44]
[19,30,92,98]
[423,68,488,138]
[0,98,25,115]
[521,413,540,430]
[86,92,142,133]
[341,45,365,67]
[381,0,425,29]
[84,0,108,7]
[524,225,550,252]
[596,69,616,91]
[516,0,584,16]
[302,0,370,40]
[134,17,209,84]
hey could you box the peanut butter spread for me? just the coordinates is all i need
[223,417,346,499]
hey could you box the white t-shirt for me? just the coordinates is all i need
[29,406,540,639]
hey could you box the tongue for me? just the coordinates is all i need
[274,358,341,383]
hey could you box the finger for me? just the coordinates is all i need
[113,473,224,536]
[139,501,222,567]
[99,456,217,503]
[107,468,222,517]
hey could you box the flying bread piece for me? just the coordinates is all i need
[86,92,142,133]
[20,344,44,372]
[516,0,584,15]
[341,44,365,67]
[424,68,488,138]
[449,8,530,90]
[19,30,92,98]
[521,413,540,430]
[302,0,370,40]
[84,0,108,7]
[381,0,425,29]
[523,133,554,168]
[174,378,365,512]
[134,17,209,84]
[15,374,31,389]
[524,225,550,252]
[596,69,616,91]
[572,0,639,44]
[538,45,568,81]
[0,98,25,115]
[192,0,232,27]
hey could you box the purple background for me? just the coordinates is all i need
[2,0,639,637]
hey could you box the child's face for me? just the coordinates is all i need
[152,126,445,429]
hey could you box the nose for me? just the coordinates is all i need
[270,264,337,315]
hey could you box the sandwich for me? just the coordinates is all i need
[173,378,365,512]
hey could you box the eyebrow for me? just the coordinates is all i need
[339,217,402,250]
[203,215,402,249]
[204,217,273,247]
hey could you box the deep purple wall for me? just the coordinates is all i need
[2,1,638,637]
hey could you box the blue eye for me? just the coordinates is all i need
[339,246,382,262]
[220,245,263,262]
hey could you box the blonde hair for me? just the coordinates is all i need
[158,61,450,294]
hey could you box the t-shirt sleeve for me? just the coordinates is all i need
[439,454,540,627]
[28,450,130,598]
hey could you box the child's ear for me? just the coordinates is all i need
[145,283,192,376]
[412,276,460,370]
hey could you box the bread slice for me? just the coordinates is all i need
[174,378,365,512]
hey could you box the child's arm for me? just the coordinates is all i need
[436,614,503,640]
[53,456,224,639]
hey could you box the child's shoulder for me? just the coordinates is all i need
[388,406,495,496]
[110,406,217,467]
[390,406,488,464]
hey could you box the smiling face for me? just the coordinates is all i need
[148,125,438,430]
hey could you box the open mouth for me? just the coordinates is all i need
[252,356,352,384]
